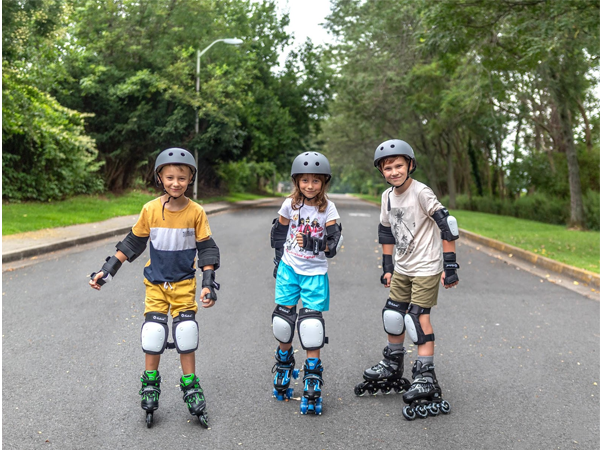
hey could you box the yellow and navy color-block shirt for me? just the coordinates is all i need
[132,198,212,283]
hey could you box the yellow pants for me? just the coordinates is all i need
[143,278,197,318]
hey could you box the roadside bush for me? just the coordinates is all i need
[216,159,276,193]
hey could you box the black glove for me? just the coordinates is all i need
[380,254,394,285]
[90,256,122,286]
[443,252,460,286]
[202,269,220,301]
[300,230,327,255]
[273,247,283,279]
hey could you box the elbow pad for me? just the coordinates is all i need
[432,208,459,241]
[116,231,148,262]
[378,224,396,245]
[196,237,220,270]
[325,223,343,258]
[270,218,288,249]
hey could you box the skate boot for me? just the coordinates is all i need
[139,370,161,428]
[354,346,411,396]
[272,346,300,400]
[402,361,450,420]
[180,374,209,428]
[300,358,324,415]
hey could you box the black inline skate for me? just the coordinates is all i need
[180,374,209,428]
[354,346,411,396]
[300,358,324,415]
[402,361,450,420]
[272,346,300,401]
[140,370,161,428]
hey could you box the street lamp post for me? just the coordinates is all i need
[193,38,243,200]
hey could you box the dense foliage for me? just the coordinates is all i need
[323,0,599,229]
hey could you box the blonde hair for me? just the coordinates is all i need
[289,174,329,212]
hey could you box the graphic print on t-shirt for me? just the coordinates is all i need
[391,206,416,258]
[285,211,324,255]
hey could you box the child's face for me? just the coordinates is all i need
[298,174,323,198]
[160,165,193,197]
[381,157,411,186]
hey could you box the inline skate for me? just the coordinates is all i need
[140,370,161,428]
[300,358,324,415]
[354,346,411,396]
[180,374,209,428]
[272,346,300,400]
[402,361,451,420]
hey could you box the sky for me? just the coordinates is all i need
[274,0,334,65]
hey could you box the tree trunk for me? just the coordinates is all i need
[577,99,593,153]
[560,104,585,228]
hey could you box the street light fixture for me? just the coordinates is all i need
[193,38,243,200]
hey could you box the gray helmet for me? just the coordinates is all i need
[154,148,197,184]
[291,151,332,183]
[373,139,417,174]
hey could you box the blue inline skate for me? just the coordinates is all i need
[355,346,411,396]
[272,346,300,400]
[180,374,209,428]
[300,358,324,415]
[140,370,161,428]
[402,361,451,420]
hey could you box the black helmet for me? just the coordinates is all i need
[373,139,417,174]
[154,148,197,184]
[291,152,332,183]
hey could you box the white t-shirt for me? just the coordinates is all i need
[278,197,340,276]
[380,180,444,276]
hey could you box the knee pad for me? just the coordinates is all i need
[382,299,410,336]
[172,310,199,354]
[404,304,435,345]
[272,305,297,344]
[141,312,169,355]
[297,308,328,351]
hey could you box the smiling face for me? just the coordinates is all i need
[381,156,412,187]
[159,164,193,197]
[297,173,323,199]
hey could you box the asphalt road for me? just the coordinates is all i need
[2,195,599,450]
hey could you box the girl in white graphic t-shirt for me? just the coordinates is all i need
[269,152,343,415]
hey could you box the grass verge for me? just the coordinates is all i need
[2,191,270,236]
[351,194,599,273]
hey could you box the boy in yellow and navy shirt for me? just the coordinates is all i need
[89,148,220,428]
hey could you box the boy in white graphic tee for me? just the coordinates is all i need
[89,148,220,428]
[355,139,460,421]
[269,152,343,415]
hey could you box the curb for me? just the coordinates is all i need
[2,198,275,264]
[460,229,600,288]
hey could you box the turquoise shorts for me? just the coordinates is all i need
[275,261,330,312]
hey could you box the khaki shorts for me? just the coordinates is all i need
[389,272,442,308]
[143,278,197,318]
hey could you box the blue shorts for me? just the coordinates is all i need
[275,261,330,312]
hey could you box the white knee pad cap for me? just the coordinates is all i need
[141,313,168,354]
[297,309,327,350]
[383,309,405,335]
[272,305,297,344]
[173,311,199,354]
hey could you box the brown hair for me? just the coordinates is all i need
[378,155,411,171]
[289,173,329,212]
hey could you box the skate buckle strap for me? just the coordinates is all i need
[303,373,324,385]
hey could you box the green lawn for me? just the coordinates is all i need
[351,194,599,272]
[2,191,269,236]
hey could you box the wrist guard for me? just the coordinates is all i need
[300,230,327,255]
[91,256,122,286]
[443,252,459,286]
[201,269,220,301]
[273,247,283,279]
[380,254,394,285]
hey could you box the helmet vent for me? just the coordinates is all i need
[380,147,384,150]
[315,162,320,166]
[390,144,395,148]
[169,152,174,156]
[304,162,308,166]
[181,152,185,157]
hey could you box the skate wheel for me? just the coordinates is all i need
[402,406,416,421]
[381,386,392,395]
[315,400,323,415]
[440,400,451,414]
[416,404,429,418]
[354,385,366,397]
[146,412,153,428]
[292,369,300,379]
[300,399,308,415]
[428,403,440,416]
[198,413,209,428]
[286,388,294,399]
[366,387,377,395]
